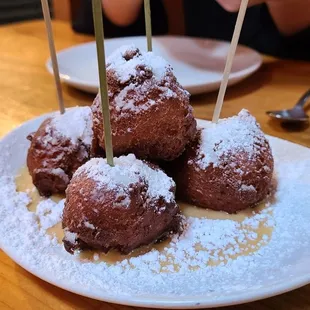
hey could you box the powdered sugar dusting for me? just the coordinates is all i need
[84,221,95,230]
[240,184,256,192]
[74,154,175,206]
[128,206,273,274]
[197,109,268,169]
[114,83,160,113]
[49,168,69,183]
[107,45,169,83]
[64,229,77,244]
[47,107,93,146]
[1,120,310,301]
[36,199,65,230]
[104,45,189,116]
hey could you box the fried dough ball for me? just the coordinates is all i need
[27,107,95,196]
[92,45,196,161]
[172,110,274,213]
[62,154,181,254]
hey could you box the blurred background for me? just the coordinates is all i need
[2,0,310,61]
[0,0,184,36]
[0,0,51,24]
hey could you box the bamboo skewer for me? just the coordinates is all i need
[41,0,65,114]
[144,0,153,52]
[212,0,249,123]
[92,0,114,166]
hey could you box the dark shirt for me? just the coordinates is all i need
[72,0,167,37]
[0,0,45,25]
[73,0,310,61]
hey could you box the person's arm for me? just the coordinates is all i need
[267,0,310,36]
[101,0,143,26]
[216,0,310,36]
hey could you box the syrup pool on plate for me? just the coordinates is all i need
[15,166,274,271]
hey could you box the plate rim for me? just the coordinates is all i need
[1,242,310,310]
[0,111,309,309]
[46,36,263,94]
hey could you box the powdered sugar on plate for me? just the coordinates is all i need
[36,199,65,230]
[197,109,269,169]
[0,116,310,306]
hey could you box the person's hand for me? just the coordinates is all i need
[216,0,273,12]
[216,0,310,36]
[102,0,143,26]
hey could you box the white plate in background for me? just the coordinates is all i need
[46,36,262,95]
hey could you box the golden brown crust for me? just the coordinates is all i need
[172,131,274,213]
[27,118,93,197]
[92,47,197,161]
[62,164,181,255]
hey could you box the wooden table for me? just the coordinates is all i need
[0,20,309,310]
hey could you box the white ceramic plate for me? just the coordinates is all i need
[0,111,310,309]
[46,36,262,95]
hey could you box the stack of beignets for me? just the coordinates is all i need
[26,45,274,256]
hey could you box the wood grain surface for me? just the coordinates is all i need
[0,20,309,310]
